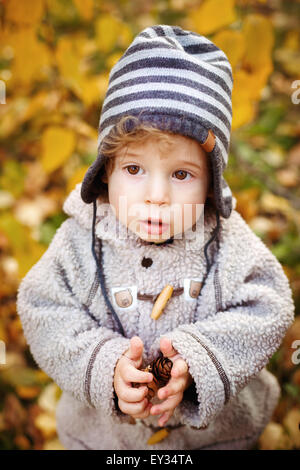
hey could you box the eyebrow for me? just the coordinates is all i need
[121,154,203,170]
[123,152,141,157]
[175,160,203,170]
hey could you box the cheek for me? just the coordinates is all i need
[174,181,207,206]
[107,173,141,224]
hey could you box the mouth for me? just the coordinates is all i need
[139,219,170,235]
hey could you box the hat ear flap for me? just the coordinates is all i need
[208,140,233,219]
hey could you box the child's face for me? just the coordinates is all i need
[102,134,211,244]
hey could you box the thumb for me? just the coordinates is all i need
[160,337,179,360]
[125,336,144,365]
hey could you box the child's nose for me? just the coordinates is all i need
[145,175,170,206]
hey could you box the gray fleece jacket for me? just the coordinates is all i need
[16,183,295,450]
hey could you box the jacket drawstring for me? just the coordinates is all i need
[91,200,125,337]
[91,200,221,338]
[202,208,220,288]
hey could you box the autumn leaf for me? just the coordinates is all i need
[213,30,245,68]
[3,28,51,86]
[67,166,90,195]
[188,0,237,35]
[258,422,293,450]
[73,0,94,21]
[34,412,57,440]
[0,213,46,278]
[4,0,45,27]
[242,14,274,72]
[40,126,76,173]
[95,14,131,53]
[55,36,83,86]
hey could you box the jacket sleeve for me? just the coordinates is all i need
[16,217,131,422]
[162,211,295,429]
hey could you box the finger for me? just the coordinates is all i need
[158,410,173,427]
[131,402,153,420]
[158,376,185,400]
[150,393,182,415]
[170,358,188,378]
[117,384,149,403]
[118,397,149,416]
[160,337,179,360]
[124,336,144,366]
[121,364,153,384]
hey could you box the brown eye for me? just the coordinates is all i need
[174,170,188,180]
[126,165,140,175]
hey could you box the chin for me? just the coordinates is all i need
[137,231,173,244]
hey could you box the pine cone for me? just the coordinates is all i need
[150,356,173,387]
[132,355,173,400]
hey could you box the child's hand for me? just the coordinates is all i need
[114,336,154,419]
[150,337,193,427]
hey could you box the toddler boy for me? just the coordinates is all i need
[17,24,295,450]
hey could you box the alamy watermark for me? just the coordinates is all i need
[96,197,206,250]
[291,80,300,105]
[291,340,300,365]
[0,80,6,104]
[0,340,6,365]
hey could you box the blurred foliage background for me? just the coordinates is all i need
[0,0,299,451]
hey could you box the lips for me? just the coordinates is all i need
[142,218,168,225]
[139,219,169,235]
[144,219,162,224]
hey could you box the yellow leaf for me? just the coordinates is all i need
[14,435,31,450]
[76,76,104,106]
[22,91,52,122]
[232,100,255,130]
[55,36,82,85]
[55,34,97,98]
[35,412,57,440]
[5,0,45,26]
[38,383,61,414]
[67,117,98,140]
[106,52,124,70]
[119,23,134,49]
[235,188,260,222]
[98,72,110,100]
[0,212,46,278]
[4,28,51,85]
[283,30,300,51]
[41,126,76,173]
[46,0,77,21]
[260,193,294,221]
[283,408,300,448]
[35,370,51,383]
[67,166,90,195]
[15,238,46,279]
[0,321,7,343]
[231,66,273,129]
[188,0,237,35]
[16,386,41,400]
[213,30,245,69]
[43,438,65,450]
[147,428,169,445]
[95,14,123,53]
[258,422,292,450]
[242,14,274,71]
[73,0,94,20]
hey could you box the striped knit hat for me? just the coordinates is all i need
[81,24,234,219]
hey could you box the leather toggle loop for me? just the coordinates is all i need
[200,129,215,153]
